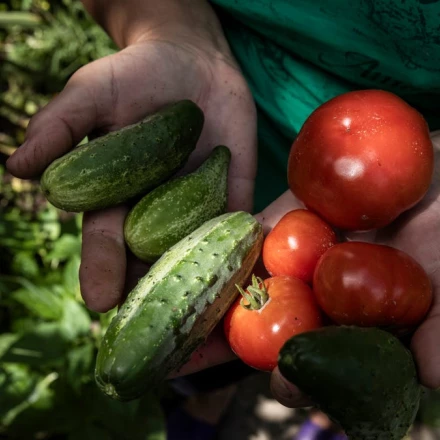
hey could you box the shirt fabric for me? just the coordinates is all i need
[209,0,440,212]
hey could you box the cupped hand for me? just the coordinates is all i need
[6,16,257,319]
[269,130,440,408]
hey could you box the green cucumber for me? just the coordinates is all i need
[95,211,263,401]
[40,100,204,212]
[278,326,421,440]
[124,145,231,263]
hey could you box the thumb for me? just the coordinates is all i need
[411,285,440,389]
[270,366,313,408]
[6,61,107,179]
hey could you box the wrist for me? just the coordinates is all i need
[81,0,228,51]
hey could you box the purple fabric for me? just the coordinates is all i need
[294,420,334,440]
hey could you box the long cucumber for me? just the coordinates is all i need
[95,211,263,401]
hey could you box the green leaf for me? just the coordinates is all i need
[0,363,38,419]
[11,251,39,278]
[59,298,91,341]
[1,322,70,367]
[3,375,86,437]
[10,281,65,321]
[1,371,58,427]
[97,308,118,342]
[10,317,38,334]
[44,233,81,264]
[66,342,94,392]
[0,333,20,357]
[37,205,61,242]
[0,11,42,28]
[63,255,80,297]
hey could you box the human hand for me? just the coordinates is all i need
[6,0,257,318]
[269,130,440,408]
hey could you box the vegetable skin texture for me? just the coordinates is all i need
[278,326,421,440]
[124,145,231,263]
[40,100,204,212]
[95,211,263,401]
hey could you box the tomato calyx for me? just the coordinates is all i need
[236,274,269,310]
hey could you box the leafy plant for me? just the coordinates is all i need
[0,0,117,152]
[0,3,167,437]
[0,163,168,439]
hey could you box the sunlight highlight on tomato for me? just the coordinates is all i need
[313,242,433,334]
[288,90,434,231]
[262,209,338,283]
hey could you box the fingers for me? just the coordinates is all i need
[270,367,313,408]
[192,68,258,213]
[255,190,304,234]
[169,324,237,378]
[253,191,312,408]
[411,286,440,389]
[124,251,150,300]
[79,205,129,313]
[6,67,100,179]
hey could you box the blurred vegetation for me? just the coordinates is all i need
[0,1,167,439]
[0,0,439,439]
[0,0,117,153]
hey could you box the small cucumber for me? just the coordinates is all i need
[278,326,421,440]
[40,100,204,212]
[95,211,263,401]
[124,145,231,263]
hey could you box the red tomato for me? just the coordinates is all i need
[288,90,434,231]
[313,242,433,334]
[224,275,323,371]
[262,209,338,283]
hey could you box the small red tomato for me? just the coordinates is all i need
[262,209,338,283]
[288,90,434,231]
[313,242,433,334]
[224,275,323,371]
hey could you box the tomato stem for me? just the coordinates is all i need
[236,274,269,310]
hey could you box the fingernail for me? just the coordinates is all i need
[272,373,295,401]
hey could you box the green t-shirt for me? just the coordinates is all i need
[210,0,440,211]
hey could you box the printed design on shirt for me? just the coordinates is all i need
[318,51,412,90]
[363,0,440,72]
[417,0,440,5]
[318,0,440,90]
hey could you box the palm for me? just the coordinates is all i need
[6,20,258,371]
[343,131,440,387]
[377,132,440,387]
[95,39,256,295]
[94,39,257,212]
[109,39,259,370]
[259,132,440,390]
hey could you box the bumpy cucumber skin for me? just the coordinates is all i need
[95,211,263,401]
[278,326,421,440]
[124,145,231,263]
[40,100,204,212]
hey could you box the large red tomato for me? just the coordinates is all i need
[313,242,433,334]
[288,90,434,231]
[262,209,338,283]
[224,275,323,371]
